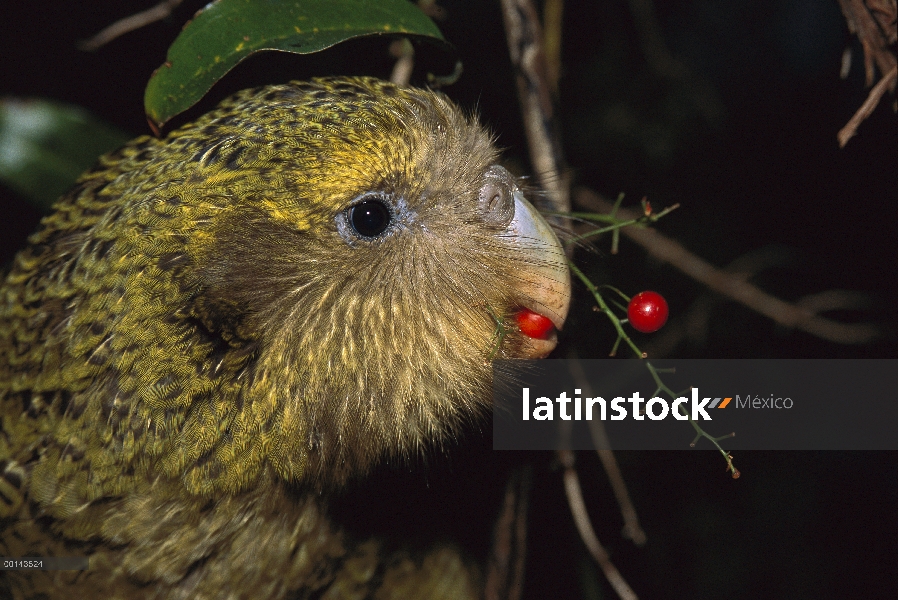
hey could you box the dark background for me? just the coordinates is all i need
[1,1,896,598]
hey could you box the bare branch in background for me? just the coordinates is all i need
[485,467,531,600]
[567,358,647,546]
[558,451,640,600]
[79,0,185,51]
[499,0,570,216]
[542,0,565,94]
[641,246,799,356]
[416,0,448,21]
[389,39,415,86]
[501,3,645,594]
[575,188,883,345]
[838,65,898,146]
[836,0,897,145]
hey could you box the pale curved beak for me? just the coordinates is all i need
[505,190,571,358]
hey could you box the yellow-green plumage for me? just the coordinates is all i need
[0,77,569,598]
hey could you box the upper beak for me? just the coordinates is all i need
[505,190,571,358]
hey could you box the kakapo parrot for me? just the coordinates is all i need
[0,76,570,599]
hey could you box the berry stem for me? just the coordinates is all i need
[568,256,738,478]
[569,261,645,359]
[644,362,740,478]
[554,196,679,246]
[486,305,507,361]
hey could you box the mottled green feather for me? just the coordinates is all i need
[0,77,558,599]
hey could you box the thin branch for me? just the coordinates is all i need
[638,246,797,356]
[500,6,644,591]
[485,467,531,600]
[389,39,415,87]
[575,188,882,345]
[79,0,185,51]
[594,449,647,546]
[558,451,639,600]
[838,64,898,147]
[499,0,569,216]
[795,289,873,313]
[542,0,564,94]
[836,0,897,145]
[566,358,647,546]
[837,0,897,84]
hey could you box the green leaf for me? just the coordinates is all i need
[0,99,130,212]
[145,0,451,129]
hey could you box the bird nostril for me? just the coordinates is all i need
[478,166,515,227]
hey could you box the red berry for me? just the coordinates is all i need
[516,309,555,339]
[627,291,669,333]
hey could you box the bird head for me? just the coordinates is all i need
[64,77,570,492]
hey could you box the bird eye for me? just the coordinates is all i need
[348,199,391,238]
